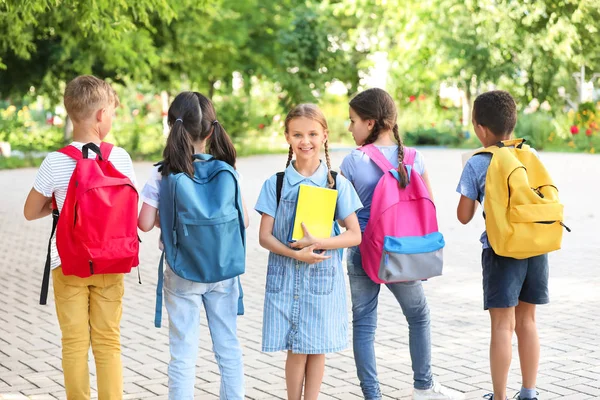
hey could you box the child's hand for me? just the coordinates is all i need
[295,244,330,265]
[289,223,316,249]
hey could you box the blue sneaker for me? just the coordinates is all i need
[483,394,509,400]
[513,391,539,400]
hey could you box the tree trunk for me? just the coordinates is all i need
[208,80,215,99]
[161,91,169,136]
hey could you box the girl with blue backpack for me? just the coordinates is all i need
[255,104,363,400]
[340,88,463,400]
[138,91,248,400]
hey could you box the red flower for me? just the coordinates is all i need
[431,122,436,127]
[258,123,265,129]
[570,125,579,135]
[409,95,416,102]
[586,128,592,136]
[419,94,426,101]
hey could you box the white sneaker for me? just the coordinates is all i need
[412,381,466,400]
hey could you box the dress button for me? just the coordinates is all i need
[294,295,299,300]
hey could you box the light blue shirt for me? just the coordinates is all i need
[456,153,492,248]
[340,146,425,231]
[255,161,363,222]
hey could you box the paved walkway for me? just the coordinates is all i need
[0,149,598,400]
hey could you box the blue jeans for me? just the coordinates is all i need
[347,246,433,399]
[164,266,244,399]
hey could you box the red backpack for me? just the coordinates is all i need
[40,142,139,304]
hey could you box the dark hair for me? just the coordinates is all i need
[162,91,237,176]
[473,90,517,136]
[194,92,237,168]
[349,88,408,188]
[284,104,335,188]
[162,92,201,176]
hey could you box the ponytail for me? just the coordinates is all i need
[393,124,409,188]
[162,119,195,176]
[207,120,237,168]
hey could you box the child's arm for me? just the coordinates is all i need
[457,195,478,225]
[290,213,361,250]
[421,170,434,201]
[23,188,52,221]
[138,203,158,232]
[259,214,331,265]
[241,194,250,229]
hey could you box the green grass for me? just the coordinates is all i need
[0,156,45,170]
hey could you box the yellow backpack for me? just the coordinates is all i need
[475,139,570,259]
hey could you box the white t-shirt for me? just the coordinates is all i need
[33,142,137,269]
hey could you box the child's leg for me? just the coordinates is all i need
[387,280,432,390]
[52,267,92,400]
[304,354,325,400]
[347,246,383,399]
[286,352,308,400]
[204,278,244,400]
[515,301,539,390]
[515,252,549,397]
[89,274,124,400]
[164,267,203,400]
[489,307,516,400]
[482,248,529,400]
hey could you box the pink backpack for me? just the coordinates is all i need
[358,144,444,283]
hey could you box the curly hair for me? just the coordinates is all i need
[473,90,517,136]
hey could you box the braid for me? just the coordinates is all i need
[324,140,335,188]
[286,145,293,168]
[393,124,409,188]
[363,120,381,145]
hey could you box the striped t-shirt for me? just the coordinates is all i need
[33,142,137,269]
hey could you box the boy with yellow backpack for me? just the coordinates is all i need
[456,91,569,400]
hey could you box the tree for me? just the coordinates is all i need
[0,0,175,99]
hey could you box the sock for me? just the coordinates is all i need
[520,387,537,399]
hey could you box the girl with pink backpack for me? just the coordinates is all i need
[340,88,464,400]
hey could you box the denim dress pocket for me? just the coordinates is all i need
[310,264,335,295]
[266,265,286,293]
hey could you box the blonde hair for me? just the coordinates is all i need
[63,75,120,122]
[284,103,335,188]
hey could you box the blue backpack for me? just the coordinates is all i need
[154,154,246,327]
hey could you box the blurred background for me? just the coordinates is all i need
[1,0,599,168]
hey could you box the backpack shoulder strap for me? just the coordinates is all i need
[276,170,337,207]
[402,146,417,166]
[57,145,83,160]
[330,171,338,190]
[276,172,285,207]
[40,203,59,305]
[100,142,114,160]
[359,144,395,173]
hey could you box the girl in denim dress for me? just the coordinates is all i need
[255,104,362,400]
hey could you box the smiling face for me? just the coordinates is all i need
[285,116,328,163]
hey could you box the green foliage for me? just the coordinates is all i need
[0,154,45,169]
[403,128,464,147]
[0,105,64,151]
[514,112,556,150]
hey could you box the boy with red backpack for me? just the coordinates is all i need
[23,75,138,400]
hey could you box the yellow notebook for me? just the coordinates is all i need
[289,184,338,241]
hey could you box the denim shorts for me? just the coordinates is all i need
[481,248,550,310]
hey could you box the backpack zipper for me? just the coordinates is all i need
[89,260,94,275]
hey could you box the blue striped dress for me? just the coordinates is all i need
[255,162,363,354]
